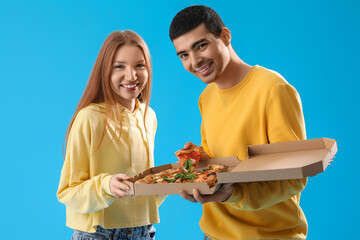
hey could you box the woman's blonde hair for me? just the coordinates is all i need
[63,30,152,156]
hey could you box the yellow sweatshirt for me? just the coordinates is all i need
[199,65,307,240]
[57,101,164,233]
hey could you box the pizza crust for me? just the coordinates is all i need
[174,145,203,157]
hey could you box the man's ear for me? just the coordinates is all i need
[220,27,231,46]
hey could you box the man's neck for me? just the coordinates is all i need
[214,49,252,89]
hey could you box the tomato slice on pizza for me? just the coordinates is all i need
[175,145,203,171]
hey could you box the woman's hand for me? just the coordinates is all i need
[109,173,132,198]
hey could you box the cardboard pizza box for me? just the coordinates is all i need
[125,138,337,195]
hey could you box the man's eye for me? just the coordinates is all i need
[180,54,188,59]
[198,43,207,50]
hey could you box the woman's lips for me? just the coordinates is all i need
[121,83,140,91]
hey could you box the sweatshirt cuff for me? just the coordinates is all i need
[102,175,114,197]
[223,184,243,205]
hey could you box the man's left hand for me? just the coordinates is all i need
[179,183,233,204]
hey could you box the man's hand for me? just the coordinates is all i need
[179,183,233,204]
[184,142,211,160]
[109,173,133,198]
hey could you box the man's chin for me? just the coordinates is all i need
[199,76,216,85]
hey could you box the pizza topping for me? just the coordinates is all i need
[184,159,192,171]
[187,173,197,181]
[175,145,203,171]
[174,171,196,182]
[162,176,177,183]
[135,164,225,187]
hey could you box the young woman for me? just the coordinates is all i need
[57,30,164,240]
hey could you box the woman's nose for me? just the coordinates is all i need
[125,68,137,81]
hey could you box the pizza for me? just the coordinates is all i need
[174,145,203,171]
[135,164,225,187]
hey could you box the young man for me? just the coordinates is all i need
[169,5,308,240]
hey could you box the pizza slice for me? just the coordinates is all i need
[175,145,203,171]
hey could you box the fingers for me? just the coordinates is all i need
[222,183,233,190]
[110,174,133,199]
[179,184,234,204]
[111,187,131,198]
[183,142,210,160]
[192,189,207,204]
[216,183,233,202]
[114,173,131,181]
[179,189,197,203]
[184,142,194,149]
[179,189,208,204]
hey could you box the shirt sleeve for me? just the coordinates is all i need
[57,111,116,214]
[199,95,214,158]
[225,83,307,210]
[156,195,167,206]
[151,112,168,206]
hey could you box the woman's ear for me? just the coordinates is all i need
[220,27,231,46]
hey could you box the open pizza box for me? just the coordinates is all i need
[125,138,337,195]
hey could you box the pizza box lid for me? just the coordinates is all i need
[125,138,337,195]
[217,137,337,183]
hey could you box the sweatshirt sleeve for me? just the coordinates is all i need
[151,113,168,206]
[57,110,116,214]
[225,83,307,210]
[199,95,215,158]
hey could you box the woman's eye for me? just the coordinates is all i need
[137,64,145,68]
[114,65,124,69]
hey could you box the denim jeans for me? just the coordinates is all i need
[72,225,155,240]
[203,234,212,240]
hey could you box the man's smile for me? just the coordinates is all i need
[195,61,213,76]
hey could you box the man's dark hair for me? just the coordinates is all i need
[169,5,225,41]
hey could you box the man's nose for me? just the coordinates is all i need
[190,53,203,69]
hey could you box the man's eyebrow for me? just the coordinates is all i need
[176,38,207,56]
[176,50,186,57]
[191,38,207,49]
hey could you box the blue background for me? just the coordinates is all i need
[0,0,359,239]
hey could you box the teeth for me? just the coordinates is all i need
[198,63,211,73]
[122,84,137,88]
[199,66,210,73]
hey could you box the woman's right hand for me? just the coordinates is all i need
[109,173,132,198]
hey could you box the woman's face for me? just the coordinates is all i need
[110,44,148,110]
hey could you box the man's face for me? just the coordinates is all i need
[173,24,230,84]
